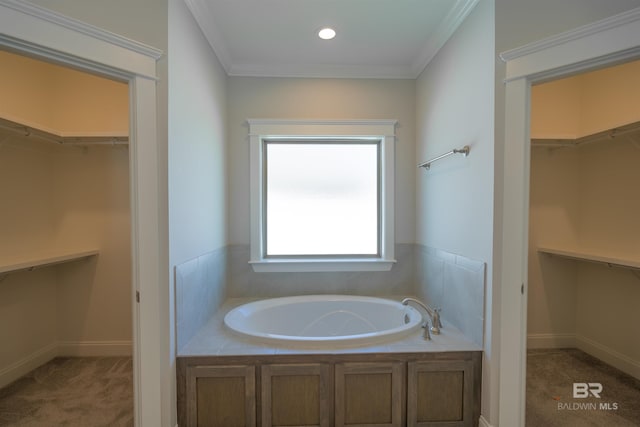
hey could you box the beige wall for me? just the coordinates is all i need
[0,139,58,383]
[228,76,416,245]
[53,146,131,345]
[0,50,129,136]
[0,135,130,382]
[531,60,640,139]
[0,53,131,386]
[528,147,580,342]
[529,64,640,377]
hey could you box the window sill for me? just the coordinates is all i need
[248,258,396,273]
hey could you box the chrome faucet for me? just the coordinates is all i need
[402,297,442,340]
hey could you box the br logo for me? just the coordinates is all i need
[573,383,603,398]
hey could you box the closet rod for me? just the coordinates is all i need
[418,145,470,170]
[0,121,63,145]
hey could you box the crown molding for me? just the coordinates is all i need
[227,62,415,79]
[0,0,162,60]
[500,6,640,83]
[183,0,476,79]
[246,119,398,127]
[183,0,232,74]
[500,6,640,62]
[411,0,480,78]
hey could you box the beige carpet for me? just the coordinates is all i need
[527,348,640,427]
[0,357,133,427]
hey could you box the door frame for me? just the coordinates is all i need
[0,1,164,425]
[497,7,640,427]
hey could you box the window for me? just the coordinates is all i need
[248,120,396,272]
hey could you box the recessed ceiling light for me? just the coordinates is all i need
[318,28,336,40]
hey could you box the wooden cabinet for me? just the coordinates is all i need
[335,362,404,427]
[407,360,478,427]
[186,365,256,427]
[261,363,332,427]
[178,352,481,427]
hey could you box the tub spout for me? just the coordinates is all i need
[401,297,442,337]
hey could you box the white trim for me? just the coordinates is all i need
[247,119,398,128]
[500,7,640,62]
[411,0,480,77]
[479,415,495,427]
[0,342,58,389]
[576,335,640,380]
[0,0,161,80]
[499,9,640,427]
[0,0,162,60]
[182,0,232,74]
[501,7,640,83]
[228,62,417,80]
[247,119,396,273]
[0,2,164,426]
[250,258,396,273]
[527,333,576,349]
[0,340,133,389]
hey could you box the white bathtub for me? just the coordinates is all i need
[223,295,423,348]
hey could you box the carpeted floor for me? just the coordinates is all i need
[0,357,133,427]
[527,348,640,426]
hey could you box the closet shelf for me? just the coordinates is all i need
[538,246,640,271]
[0,116,128,146]
[531,120,640,147]
[0,249,99,276]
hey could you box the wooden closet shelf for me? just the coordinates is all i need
[0,116,128,146]
[0,250,99,276]
[538,247,640,271]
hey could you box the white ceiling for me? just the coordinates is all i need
[184,0,479,79]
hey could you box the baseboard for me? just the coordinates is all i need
[0,340,133,389]
[57,340,133,357]
[527,333,576,349]
[0,342,58,389]
[576,334,640,380]
[478,414,494,427]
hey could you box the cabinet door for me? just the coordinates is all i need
[335,362,404,427]
[407,360,474,427]
[261,363,332,427]
[186,365,256,427]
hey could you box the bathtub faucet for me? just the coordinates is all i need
[401,297,442,339]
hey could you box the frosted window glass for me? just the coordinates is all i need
[265,142,379,256]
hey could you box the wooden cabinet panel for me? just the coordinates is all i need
[186,365,256,427]
[335,362,404,427]
[177,352,481,427]
[261,363,332,427]
[407,360,474,427]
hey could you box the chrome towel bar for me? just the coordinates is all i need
[418,145,470,170]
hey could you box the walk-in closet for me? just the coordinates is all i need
[0,49,134,425]
[526,59,640,426]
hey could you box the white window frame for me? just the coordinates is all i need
[248,119,396,272]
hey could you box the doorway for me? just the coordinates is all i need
[525,60,640,426]
[0,2,163,425]
[499,8,640,427]
[0,48,133,424]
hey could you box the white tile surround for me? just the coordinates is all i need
[179,297,481,356]
[175,243,486,353]
[416,245,486,347]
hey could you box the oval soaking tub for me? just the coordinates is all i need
[224,295,423,348]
